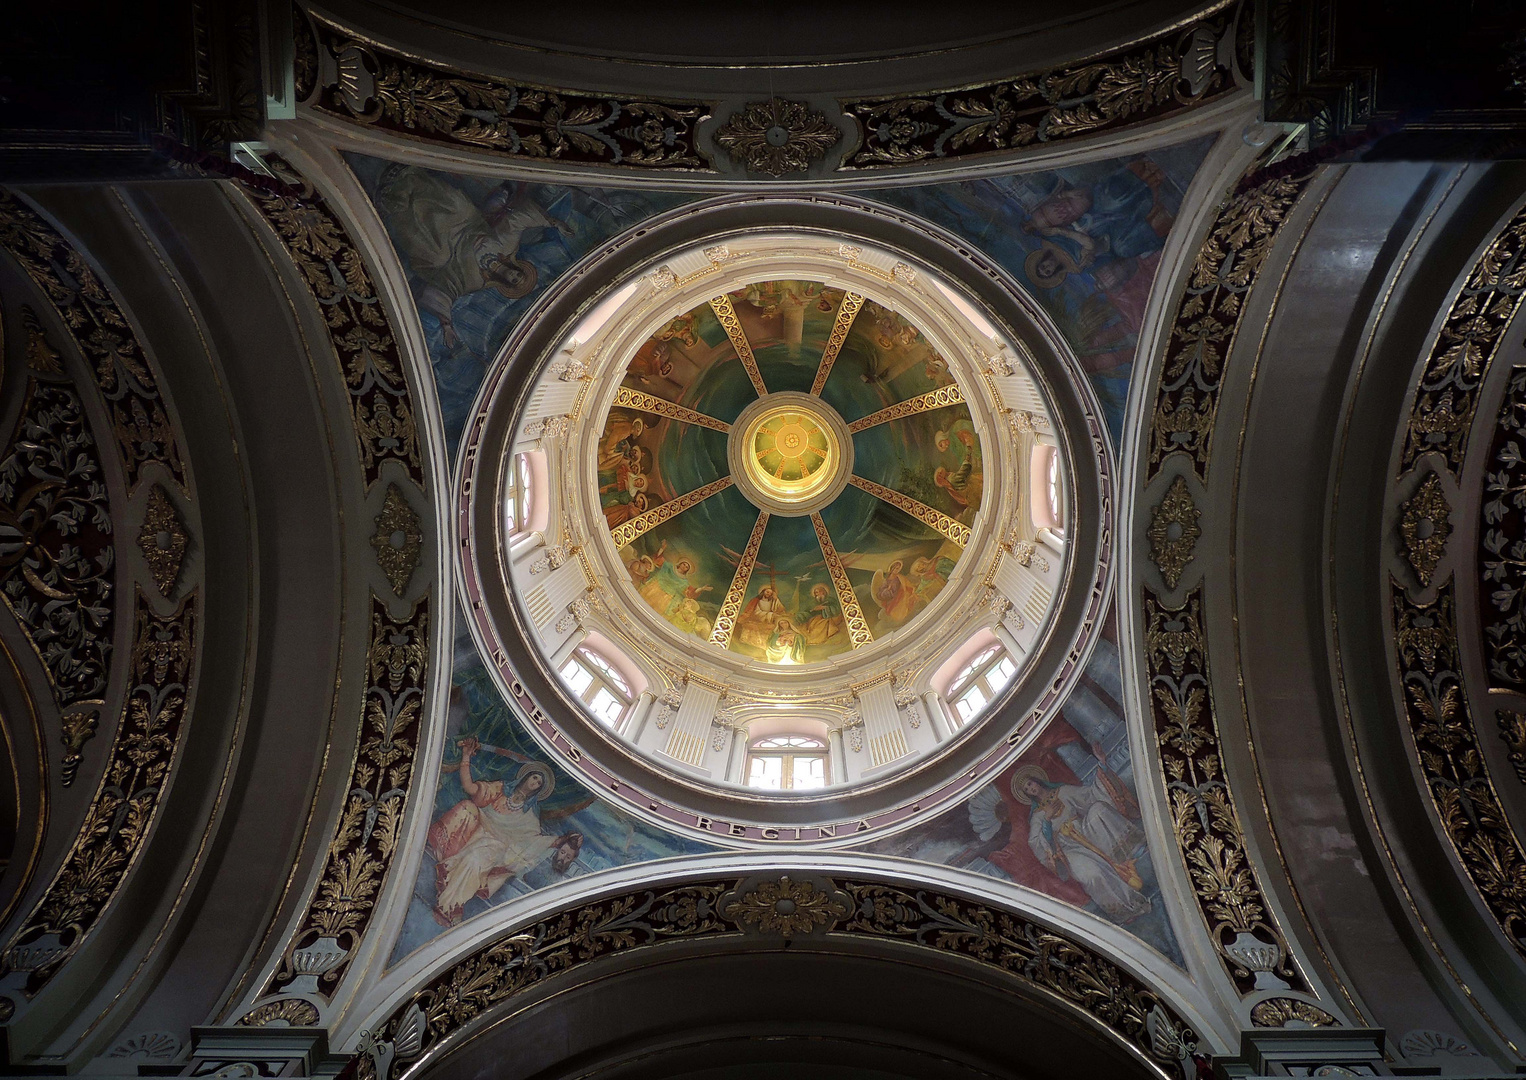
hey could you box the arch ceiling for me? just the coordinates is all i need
[2,3,1526,1079]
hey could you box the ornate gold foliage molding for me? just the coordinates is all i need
[1146,164,1318,484]
[1147,475,1202,590]
[238,164,424,490]
[1250,998,1337,1028]
[295,7,707,170]
[811,512,874,648]
[1403,209,1526,478]
[0,190,185,491]
[715,98,841,176]
[1498,710,1526,787]
[1392,579,1526,960]
[612,387,729,432]
[138,484,189,599]
[1143,587,1308,995]
[370,483,423,597]
[253,594,429,1004]
[0,590,197,996]
[709,509,769,649]
[1399,473,1452,588]
[841,1,1239,169]
[1480,365,1526,689]
[353,875,1202,1080]
[0,376,114,708]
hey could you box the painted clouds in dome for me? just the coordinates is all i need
[874,135,1215,444]
[860,612,1183,965]
[388,609,714,966]
[604,280,981,663]
[345,154,693,452]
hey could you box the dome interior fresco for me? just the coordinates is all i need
[602,280,982,666]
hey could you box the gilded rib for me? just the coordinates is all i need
[708,294,768,397]
[847,475,970,548]
[810,513,873,648]
[709,510,770,648]
[613,387,730,432]
[810,291,865,395]
[609,476,734,549]
[846,384,965,433]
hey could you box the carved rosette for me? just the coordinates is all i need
[352,875,1200,1080]
[1147,475,1202,590]
[138,484,189,598]
[369,483,423,596]
[1399,473,1453,587]
[715,98,841,176]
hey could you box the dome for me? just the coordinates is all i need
[457,201,1113,844]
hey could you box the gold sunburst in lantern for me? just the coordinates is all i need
[745,405,836,504]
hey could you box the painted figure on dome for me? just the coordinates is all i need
[765,617,806,664]
[737,584,788,649]
[800,582,844,645]
[374,166,556,349]
[639,552,710,617]
[427,736,587,926]
[1011,748,1150,922]
[870,559,919,629]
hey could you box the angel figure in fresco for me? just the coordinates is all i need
[870,559,919,629]
[1012,746,1151,922]
[1020,164,1171,291]
[656,312,699,348]
[375,167,555,348]
[428,736,588,926]
[799,582,844,645]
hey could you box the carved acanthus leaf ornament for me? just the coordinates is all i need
[353,875,1202,1080]
[842,1,1238,169]
[1143,587,1307,995]
[1481,366,1526,688]
[297,10,706,169]
[252,595,429,1004]
[1392,580,1526,961]
[1147,164,1318,482]
[237,163,423,489]
[0,591,197,996]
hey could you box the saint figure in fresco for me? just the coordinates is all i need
[765,617,805,664]
[909,555,954,606]
[1020,162,1171,291]
[737,584,787,648]
[870,559,919,628]
[933,425,981,511]
[1013,747,1150,921]
[374,166,555,348]
[800,582,844,645]
[428,737,586,926]
[640,555,709,618]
